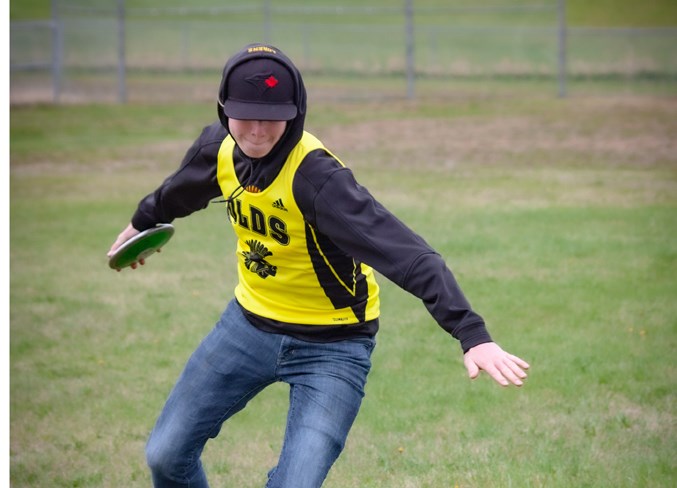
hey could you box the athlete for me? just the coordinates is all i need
[108,43,529,488]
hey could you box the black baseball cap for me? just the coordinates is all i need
[222,58,298,121]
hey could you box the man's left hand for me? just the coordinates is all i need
[463,342,530,387]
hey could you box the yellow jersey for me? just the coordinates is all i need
[217,131,380,326]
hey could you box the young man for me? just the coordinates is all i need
[108,43,529,488]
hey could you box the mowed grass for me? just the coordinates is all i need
[9,90,677,487]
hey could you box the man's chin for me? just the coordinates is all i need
[241,146,271,159]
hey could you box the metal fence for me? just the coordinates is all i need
[10,1,677,104]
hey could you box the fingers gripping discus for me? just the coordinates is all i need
[108,224,175,270]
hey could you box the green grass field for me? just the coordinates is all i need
[9,86,677,487]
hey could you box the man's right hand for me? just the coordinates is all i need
[107,223,143,270]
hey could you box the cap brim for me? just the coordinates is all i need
[224,100,297,121]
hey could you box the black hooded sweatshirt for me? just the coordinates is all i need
[130,44,492,352]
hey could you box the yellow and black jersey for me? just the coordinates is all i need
[216,131,380,327]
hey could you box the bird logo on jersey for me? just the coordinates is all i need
[242,239,277,278]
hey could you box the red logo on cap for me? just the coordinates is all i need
[265,76,279,88]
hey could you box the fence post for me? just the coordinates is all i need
[557,0,567,98]
[117,0,127,103]
[263,0,272,44]
[405,0,415,99]
[51,0,63,103]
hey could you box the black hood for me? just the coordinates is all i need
[217,44,307,189]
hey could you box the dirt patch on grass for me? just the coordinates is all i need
[10,139,190,177]
[319,96,677,169]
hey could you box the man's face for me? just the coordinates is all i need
[228,119,287,159]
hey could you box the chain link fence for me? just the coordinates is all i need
[10,1,677,104]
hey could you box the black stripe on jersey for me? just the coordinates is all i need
[305,224,369,322]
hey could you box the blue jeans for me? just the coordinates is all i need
[145,299,375,488]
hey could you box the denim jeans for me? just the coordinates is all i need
[145,299,375,488]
